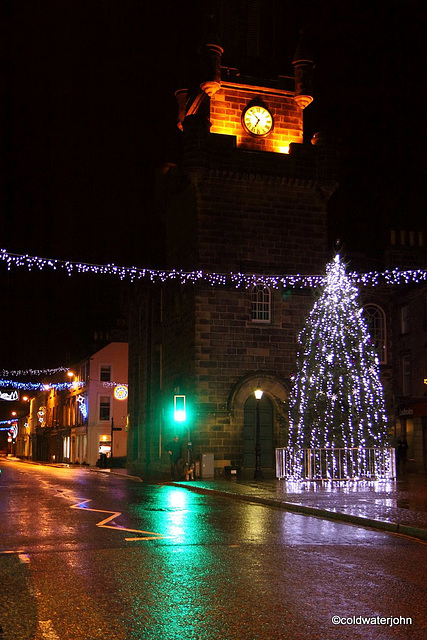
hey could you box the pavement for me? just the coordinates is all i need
[178,475,427,541]
[3,457,427,542]
[97,465,427,542]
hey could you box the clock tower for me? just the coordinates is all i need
[128,2,339,478]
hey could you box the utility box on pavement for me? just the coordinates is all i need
[201,453,214,478]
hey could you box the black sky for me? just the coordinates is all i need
[0,0,426,371]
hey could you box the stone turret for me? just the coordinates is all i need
[198,13,223,97]
[174,12,223,131]
[292,30,314,110]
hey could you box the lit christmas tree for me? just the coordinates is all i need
[286,254,391,479]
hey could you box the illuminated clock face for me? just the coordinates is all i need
[242,106,274,137]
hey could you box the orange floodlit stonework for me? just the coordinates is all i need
[210,82,303,154]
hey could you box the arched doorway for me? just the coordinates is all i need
[243,395,274,469]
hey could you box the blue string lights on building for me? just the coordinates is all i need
[2,247,427,288]
[0,419,18,429]
[0,379,85,391]
[76,395,88,419]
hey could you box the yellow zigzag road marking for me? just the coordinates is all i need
[70,499,173,541]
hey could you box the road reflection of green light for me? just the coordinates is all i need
[161,486,197,543]
[128,486,222,639]
[164,489,188,539]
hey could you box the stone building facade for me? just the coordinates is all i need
[386,233,427,472]
[127,4,341,477]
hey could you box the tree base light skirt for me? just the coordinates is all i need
[276,447,396,481]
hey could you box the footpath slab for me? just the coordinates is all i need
[170,474,427,542]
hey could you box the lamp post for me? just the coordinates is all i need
[254,388,264,479]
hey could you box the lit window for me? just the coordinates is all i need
[99,396,111,421]
[251,285,271,323]
[100,365,111,382]
[364,304,387,364]
[401,354,411,396]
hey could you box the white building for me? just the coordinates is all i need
[29,342,128,466]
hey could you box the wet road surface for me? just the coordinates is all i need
[0,460,426,639]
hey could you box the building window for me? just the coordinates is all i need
[364,304,387,364]
[99,396,111,421]
[251,285,271,323]
[63,436,70,460]
[401,354,411,396]
[400,305,410,334]
[100,365,111,382]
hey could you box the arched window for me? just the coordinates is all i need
[251,285,271,323]
[364,304,387,364]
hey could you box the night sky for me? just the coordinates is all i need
[0,0,425,373]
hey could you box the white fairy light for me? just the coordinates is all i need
[1,247,427,288]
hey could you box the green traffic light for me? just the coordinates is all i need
[173,395,186,422]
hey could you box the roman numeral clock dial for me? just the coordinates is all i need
[242,105,274,137]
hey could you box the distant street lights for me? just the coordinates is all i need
[254,388,264,480]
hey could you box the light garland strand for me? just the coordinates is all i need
[2,248,427,288]
[0,379,85,391]
[101,382,128,388]
[0,368,127,389]
[0,367,70,378]
[0,378,127,391]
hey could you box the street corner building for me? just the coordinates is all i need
[17,342,129,468]
[126,1,342,479]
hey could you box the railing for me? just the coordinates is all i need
[276,447,396,481]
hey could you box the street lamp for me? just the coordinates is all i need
[254,388,264,479]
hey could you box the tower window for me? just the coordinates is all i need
[251,285,271,323]
[364,304,387,364]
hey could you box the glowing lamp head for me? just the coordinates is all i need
[254,388,264,400]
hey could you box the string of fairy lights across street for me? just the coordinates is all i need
[0,379,128,391]
[0,368,128,394]
[2,248,427,288]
